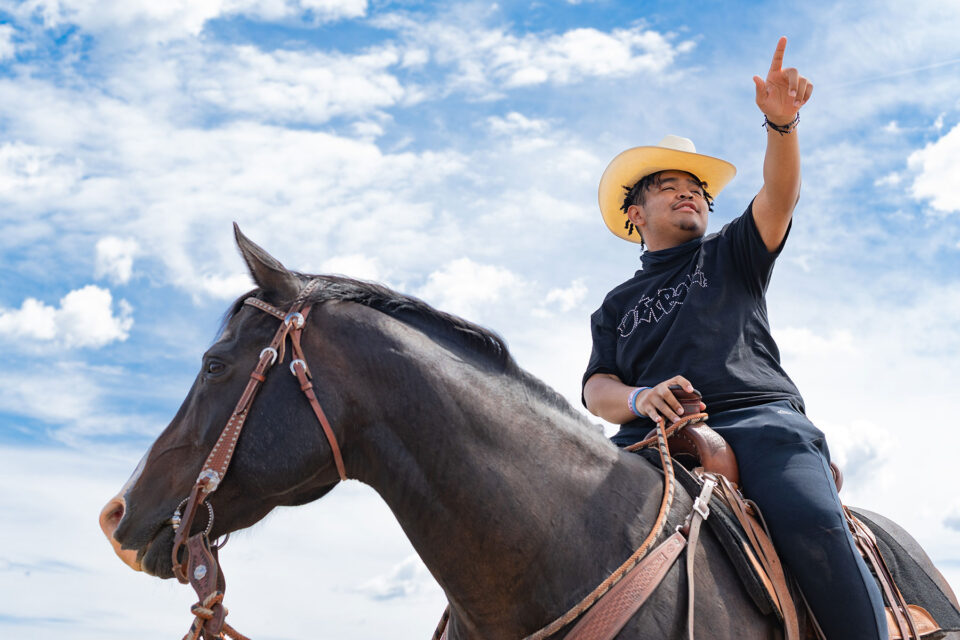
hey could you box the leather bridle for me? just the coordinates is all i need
[169,278,347,640]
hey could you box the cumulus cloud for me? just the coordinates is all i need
[908,122,960,214]
[0,286,133,349]
[353,555,436,601]
[541,278,587,313]
[95,237,139,285]
[0,69,467,298]
[416,258,526,320]
[319,254,383,281]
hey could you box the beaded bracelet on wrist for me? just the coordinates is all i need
[763,112,800,135]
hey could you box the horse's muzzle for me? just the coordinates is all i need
[99,495,143,572]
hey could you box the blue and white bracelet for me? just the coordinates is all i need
[627,387,651,417]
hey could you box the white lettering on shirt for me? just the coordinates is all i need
[617,266,708,338]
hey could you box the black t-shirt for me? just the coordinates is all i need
[583,201,804,446]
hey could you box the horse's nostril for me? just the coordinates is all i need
[99,495,142,571]
[99,497,125,537]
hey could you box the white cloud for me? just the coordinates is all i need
[487,112,550,136]
[353,555,436,601]
[908,122,960,214]
[774,327,857,359]
[300,0,366,20]
[495,27,688,88]
[946,510,960,533]
[0,23,16,60]
[0,286,133,349]
[416,258,526,320]
[7,0,367,42]
[378,15,694,95]
[874,172,901,187]
[0,70,469,298]
[541,278,587,313]
[882,120,901,134]
[0,142,82,203]
[95,237,139,285]
[195,272,258,301]
[319,254,383,281]
[191,45,409,124]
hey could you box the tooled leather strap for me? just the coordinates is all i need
[172,304,302,582]
[564,532,687,639]
[172,279,341,581]
[520,419,679,640]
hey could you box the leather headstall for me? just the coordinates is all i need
[169,278,347,640]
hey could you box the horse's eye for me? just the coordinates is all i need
[205,360,226,376]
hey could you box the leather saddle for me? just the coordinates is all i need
[643,387,943,640]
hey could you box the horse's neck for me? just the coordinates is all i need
[344,324,663,637]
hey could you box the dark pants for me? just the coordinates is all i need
[702,401,887,639]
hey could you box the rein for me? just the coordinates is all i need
[169,279,347,640]
[518,415,695,640]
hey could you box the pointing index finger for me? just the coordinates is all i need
[769,36,787,73]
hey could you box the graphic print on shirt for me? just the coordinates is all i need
[617,266,708,338]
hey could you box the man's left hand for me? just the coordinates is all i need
[753,36,813,125]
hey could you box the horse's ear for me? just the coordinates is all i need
[233,223,300,303]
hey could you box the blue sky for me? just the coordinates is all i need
[2,1,959,638]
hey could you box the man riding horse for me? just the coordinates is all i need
[582,37,887,639]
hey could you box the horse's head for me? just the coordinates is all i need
[99,226,347,578]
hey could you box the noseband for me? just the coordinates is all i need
[169,278,347,640]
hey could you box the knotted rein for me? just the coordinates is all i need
[169,278,347,640]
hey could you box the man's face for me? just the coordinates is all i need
[626,170,709,251]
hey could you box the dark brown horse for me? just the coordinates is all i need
[100,228,958,639]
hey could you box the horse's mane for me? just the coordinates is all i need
[225,274,592,426]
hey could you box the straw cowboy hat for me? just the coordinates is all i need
[598,135,737,243]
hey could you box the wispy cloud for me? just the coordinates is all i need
[377,11,694,97]
[3,0,368,42]
[0,24,17,60]
[187,44,411,125]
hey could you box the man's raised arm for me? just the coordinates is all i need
[751,36,813,252]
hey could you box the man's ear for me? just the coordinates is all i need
[233,223,301,303]
[626,203,645,230]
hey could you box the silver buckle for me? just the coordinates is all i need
[259,347,278,366]
[290,359,306,376]
[692,475,717,520]
[284,312,305,328]
[692,496,711,520]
